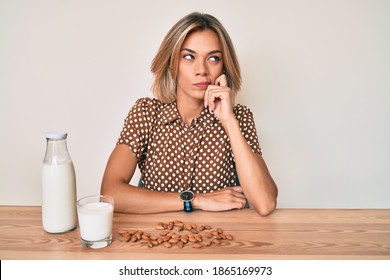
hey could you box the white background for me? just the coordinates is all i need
[2,260,390,279]
[1,0,389,208]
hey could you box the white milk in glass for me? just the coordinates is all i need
[78,202,114,241]
[42,160,77,233]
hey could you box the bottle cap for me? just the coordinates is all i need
[45,132,68,140]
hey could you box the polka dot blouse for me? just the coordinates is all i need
[117,97,262,194]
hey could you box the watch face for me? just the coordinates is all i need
[180,190,194,201]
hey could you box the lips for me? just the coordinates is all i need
[193,82,210,89]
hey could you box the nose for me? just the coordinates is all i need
[195,60,208,76]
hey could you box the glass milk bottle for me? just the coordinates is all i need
[42,132,77,233]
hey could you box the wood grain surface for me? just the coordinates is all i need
[0,206,389,260]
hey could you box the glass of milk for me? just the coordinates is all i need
[77,195,114,249]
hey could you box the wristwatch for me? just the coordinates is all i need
[179,190,195,212]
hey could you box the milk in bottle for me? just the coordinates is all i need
[42,132,77,233]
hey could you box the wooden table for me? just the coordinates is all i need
[0,206,389,260]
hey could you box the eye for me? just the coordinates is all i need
[183,54,194,60]
[209,56,221,62]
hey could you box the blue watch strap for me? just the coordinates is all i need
[184,201,192,212]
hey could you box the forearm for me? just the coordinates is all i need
[222,118,278,216]
[192,186,247,211]
[101,181,183,214]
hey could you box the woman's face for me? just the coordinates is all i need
[176,29,223,103]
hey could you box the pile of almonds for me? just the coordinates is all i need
[118,220,233,249]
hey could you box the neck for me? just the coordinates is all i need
[176,95,204,126]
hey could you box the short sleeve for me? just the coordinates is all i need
[116,98,157,159]
[234,105,262,155]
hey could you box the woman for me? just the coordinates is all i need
[101,12,278,216]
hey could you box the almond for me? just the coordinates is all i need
[169,237,180,244]
[117,221,235,249]
[162,236,171,242]
[189,236,198,243]
[176,226,184,231]
[225,234,233,240]
[194,234,203,242]
[211,238,221,244]
[185,224,192,230]
[131,237,138,242]
[156,224,165,230]
[219,233,227,239]
[181,237,189,244]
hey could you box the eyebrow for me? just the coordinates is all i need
[181,48,222,55]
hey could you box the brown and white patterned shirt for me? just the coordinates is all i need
[117,97,261,194]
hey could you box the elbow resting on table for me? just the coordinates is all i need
[251,199,277,217]
[253,203,276,217]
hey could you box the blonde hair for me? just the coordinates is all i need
[151,12,241,103]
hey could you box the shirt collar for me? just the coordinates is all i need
[161,102,181,125]
[161,101,217,128]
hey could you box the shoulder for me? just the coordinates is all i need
[132,97,162,110]
[233,104,258,129]
[233,104,254,118]
[128,97,165,118]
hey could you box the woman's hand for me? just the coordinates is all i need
[193,186,247,211]
[204,74,235,124]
